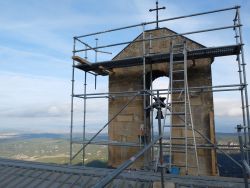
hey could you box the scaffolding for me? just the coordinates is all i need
[69,5,250,188]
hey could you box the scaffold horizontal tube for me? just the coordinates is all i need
[75,6,239,39]
[72,84,243,99]
[74,25,241,53]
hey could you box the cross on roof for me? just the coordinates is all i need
[149,0,166,29]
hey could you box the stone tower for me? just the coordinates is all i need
[108,28,217,176]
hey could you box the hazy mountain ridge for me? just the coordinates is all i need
[0,132,243,177]
[0,132,238,139]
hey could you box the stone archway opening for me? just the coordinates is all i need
[150,76,170,136]
[108,28,216,175]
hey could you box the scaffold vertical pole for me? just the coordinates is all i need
[236,7,250,163]
[149,33,154,162]
[233,12,247,157]
[169,40,173,170]
[82,71,87,166]
[84,44,88,59]
[237,124,249,188]
[94,39,98,90]
[95,38,98,62]
[142,24,148,166]
[184,41,188,174]
[156,91,165,188]
[70,38,76,165]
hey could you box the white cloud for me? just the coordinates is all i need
[0,71,108,133]
[48,106,61,116]
[214,98,242,117]
[0,45,67,66]
[0,0,249,134]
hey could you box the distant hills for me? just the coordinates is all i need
[0,132,239,141]
[0,131,243,177]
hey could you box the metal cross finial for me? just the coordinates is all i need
[149,0,166,29]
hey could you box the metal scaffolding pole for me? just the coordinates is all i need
[71,93,139,161]
[236,7,250,161]
[74,88,242,100]
[169,40,174,171]
[142,24,148,167]
[66,5,249,185]
[156,91,165,188]
[234,14,248,162]
[69,38,76,165]
[82,71,87,166]
[237,125,249,188]
[72,140,246,151]
[92,136,162,188]
[194,128,242,169]
[73,84,243,98]
[149,33,155,162]
[74,25,241,53]
[184,42,188,174]
[75,6,238,39]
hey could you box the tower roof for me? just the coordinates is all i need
[113,27,206,61]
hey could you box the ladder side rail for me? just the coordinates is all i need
[169,40,174,170]
[183,41,188,174]
[184,42,200,175]
[69,39,76,164]
[234,16,248,162]
[237,7,250,160]
[162,79,171,169]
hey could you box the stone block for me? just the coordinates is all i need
[117,114,134,122]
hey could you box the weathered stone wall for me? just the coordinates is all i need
[108,67,145,168]
[108,28,217,175]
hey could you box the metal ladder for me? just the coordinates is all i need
[162,40,200,175]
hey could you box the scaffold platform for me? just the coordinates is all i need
[75,44,241,75]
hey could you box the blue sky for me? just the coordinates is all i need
[0,0,249,133]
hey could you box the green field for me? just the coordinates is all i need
[0,136,108,167]
[0,132,241,174]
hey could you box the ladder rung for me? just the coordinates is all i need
[164,124,185,127]
[173,80,184,82]
[172,88,184,90]
[171,137,194,139]
[171,100,185,104]
[162,148,196,153]
[162,162,197,168]
[171,150,186,153]
[171,164,197,168]
[171,149,195,153]
[166,112,185,115]
[173,61,184,64]
[172,70,184,73]
[172,51,184,54]
[164,125,185,128]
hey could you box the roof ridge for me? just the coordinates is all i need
[112,27,206,60]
